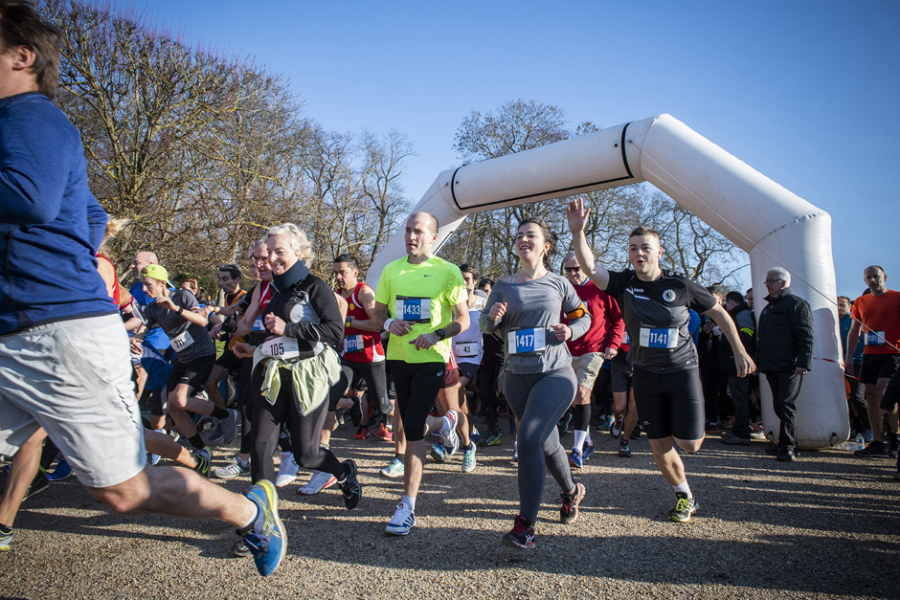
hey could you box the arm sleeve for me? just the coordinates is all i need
[792,298,815,371]
[605,295,626,351]
[283,278,344,345]
[561,279,592,341]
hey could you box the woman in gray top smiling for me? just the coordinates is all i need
[480,217,592,549]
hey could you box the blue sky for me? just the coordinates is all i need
[129,0,900,298]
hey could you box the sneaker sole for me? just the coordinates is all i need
[298,477,337,495]
[669,505,699,523]
[385,517,416,536]
[380,469,404,479]
[502,534,535,549]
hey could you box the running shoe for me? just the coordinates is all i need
[462,444,477,473]
[380,457,405,478]
[46,459,73,481]
[509,415,516,434]
[206,419,224,442]
[275,452,299,488]
[610,416,624,439]
[631,426,641,440]
[569,449,584,469]
[193,447,211,478]
[484,428,502,447]
[299,470,337,495]
[669,492,698,523]
[215,456,250,479]
[371,423,392,441]
[618,440,632,458]
[385,502,416,536]
[557,412,573,437]
[336,459,362,509]
[430,442,447,463]
[469,428,481,445]
[196,414,216,433]
[582,439,595,460]
[0,526,11,551]
[502,515,535,549]
[221,409,240,445]
[596,414,614,432]
[24,472,49,501]
[855,441,889,458]
[242,480,286,576]
[560,482,586,524]
[862,429,874,443]
[353,425,370,440]
[440,410,460,456]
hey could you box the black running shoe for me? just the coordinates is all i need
[23,472,49,501]
[618,441,632,458]
[337,459,362,510]
[669,492,698,523]
[502,515,535,549]
[855,441,889,458]
[560,482,586,524]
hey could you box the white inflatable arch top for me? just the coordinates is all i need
[369,114,847,450]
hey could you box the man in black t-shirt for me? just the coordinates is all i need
[568,198,755,523]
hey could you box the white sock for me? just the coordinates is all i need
[242,504,260,529]
[401,495,416,511]
[673,480,692,498]
[573,430,588,453]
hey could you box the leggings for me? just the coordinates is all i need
[478,360,505,430]
[250,366,344,485]
[504,367,577,522]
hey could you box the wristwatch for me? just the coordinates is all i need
[435,328,447,340]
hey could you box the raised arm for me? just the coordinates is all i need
[567,198,610,290]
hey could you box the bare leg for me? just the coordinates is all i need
[143,429,198,469]
[86,466,257,527]
[204,365,229,410]
[0,428,46,527]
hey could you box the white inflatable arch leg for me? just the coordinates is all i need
[369,114,847,450]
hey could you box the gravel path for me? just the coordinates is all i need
[1,426,897,600]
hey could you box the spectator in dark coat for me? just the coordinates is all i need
[756,267,814,461]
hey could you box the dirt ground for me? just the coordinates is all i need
[1,423,898,600]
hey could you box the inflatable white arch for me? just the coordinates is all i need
[369,114,848,450]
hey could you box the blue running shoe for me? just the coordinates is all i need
[568,449,584,469]
[470,428,481,445]
[242,480,286,576]
[46,459,73,481]
[582,439,595,460]
[430,442,447,463]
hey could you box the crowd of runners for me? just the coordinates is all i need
[3,0,899,578]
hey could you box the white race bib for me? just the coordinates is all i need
[170,330,195,352]
[343,334,365,353]
[395,297,432,323]
[864,331,886,346]
[454,341,479,358]
[639,327,678,349]
[259,336,300,361]
[508,328,546,355]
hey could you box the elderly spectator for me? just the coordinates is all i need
[756,267,814,461]
[721,291,757,445]
[844,266,900,458]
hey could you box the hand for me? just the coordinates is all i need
[795,367,808,376]
[550,323,572,341]
[489,302,507,322]
[209,323,223,340]
[566,197,590,233]
[156,296,176,311]
[602,347,618,360]
[264,313,286,335]
[129,337,143,355]
[232,342,256,359]
[844,360,854,375]
[387,319,413,336]
[193,305,216,317]
[409,333,438,350]
[735,352,756,378]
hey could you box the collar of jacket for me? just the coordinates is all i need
[729,301,751,316]
[765,287,792,305]
[272,260,310,293]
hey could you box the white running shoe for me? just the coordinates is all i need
[214,455,250,479]
[299,470,337,495]
[275,452,299,488]
[440,410,460,456]
[385,502,416,536]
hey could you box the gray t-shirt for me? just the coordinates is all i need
[142,289,215,363]
[480,272,591,375]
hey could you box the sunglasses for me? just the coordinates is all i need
[564,267,581,273]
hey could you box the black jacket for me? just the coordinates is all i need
[756,288,814,372]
